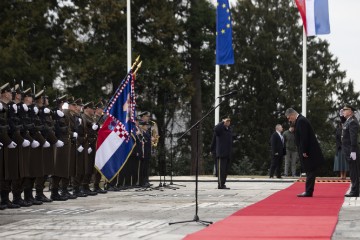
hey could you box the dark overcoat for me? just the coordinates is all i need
[270,132,286,157]
[214,122,233,159]
[341,115,359,160]
[294,114,325,171]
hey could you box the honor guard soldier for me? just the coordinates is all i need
[34,89,64,202]
[93,101,107,193]
[0,83,20,209]
[138,111,152,187]
[51,94,72,201]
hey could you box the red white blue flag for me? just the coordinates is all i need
[295,0,330,36]
[95,72,136,181]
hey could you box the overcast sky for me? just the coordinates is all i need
[213,0,360,91]
[319,0,360,91]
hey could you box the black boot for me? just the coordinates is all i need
[24,188,43,205]
[13,192,32,207]
[1,191,20,208]
[93,185,107,194]
[0,191,8,210]
[82,185,97,196]
[35,189,53,203]
[50,188,68,201]
[60,187,77,199]
[73,187,87,197]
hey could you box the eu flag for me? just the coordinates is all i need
[216,0,234,65]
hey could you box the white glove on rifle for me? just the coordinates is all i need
[43,141,50,148]
[44,108,51,114]
[88,147,92,154]
[92,124,99,131]
[56,110,64,117]
[73,132,78,139]
[55,140,64,147]
[0,102,3,111]
[0,142,3,147]
[31,140,40,148]
[22,139,30,147]
[77,145,84,153]
[22,103,28,112]
[33,106,39,114]
[350,152,356,161]
[12,104,17,113]
[78,118,82,125]
[7,141,17,148]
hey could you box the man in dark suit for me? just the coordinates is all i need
[214,116,233,189]
[285,108,325,197]
[269,124,285,178]
[341,104,360,197]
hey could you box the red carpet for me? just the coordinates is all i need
[184,182,349,240]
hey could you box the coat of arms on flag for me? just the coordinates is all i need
[95,70,137,182]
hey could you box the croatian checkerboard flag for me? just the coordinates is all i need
[295,0,330,36]
[95,72,136,181]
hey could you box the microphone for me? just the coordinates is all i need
[217,90,237,98]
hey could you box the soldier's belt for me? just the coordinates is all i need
[24,123,35,130]
[35,125,44,131]
[13,125,23,130]
[0,125,8,130]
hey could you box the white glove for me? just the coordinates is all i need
[339,109,344,117]
[56,110,64,117]
[73,132,78,139]
[7,141,17,148]
[350,152,356,161]
[88,147,92,154]
[31,140,40,148]
[55,140,64,147]
[0,142,3,147]
[44,108,51,114]
[77,145,84,152]
[0,102,3,111]
[43,141,50,148]
[78,118,82,125]
[12,104,18,113]
[22,139,30,147]
[62,102,69,110]
[92,124,99,130]
[22,103,28,112]
[33,106,39,114]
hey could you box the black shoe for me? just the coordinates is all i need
[73,190,87,197]
[297,192,313,197]
[13,198,32,207]
[60,189,77,199]
[141,183,151,188]
[25,197,43,205]
[276,176,282,179]
[94,187,107,194]
[35,193,53,203]
[5,200,20,209]
[50,193,68,201]
[82,187,97,196]
[345,193,359,197]
[218,185,230,189]
[107,186,120,191]
[0,203,6,210]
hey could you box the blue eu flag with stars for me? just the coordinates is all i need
[216,0,234,65]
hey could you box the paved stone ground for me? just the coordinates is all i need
[0,176,358,240]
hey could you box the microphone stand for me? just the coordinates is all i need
[167,129,185,188]
[169,95,230,226]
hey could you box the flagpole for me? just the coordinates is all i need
[301,27,307,117]
[215,65,220,125]
[127,0,132,70]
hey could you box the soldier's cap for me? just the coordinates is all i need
[95,101,104,109]
[221,115,231,121]
[23,88,33,97]
[83,101,94,109]
[0,82,11,93]
[138,111,150,117]
[68,96,76,105]
[35,89,48,100]
[52,94,67,104]
[343,104,356,112]
[74,98,83,106]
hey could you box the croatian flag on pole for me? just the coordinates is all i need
[95,72,136,182]
[295,0,330,36]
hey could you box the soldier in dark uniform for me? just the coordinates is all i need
[65,98,88,197]
[133,116,145,187]
[1,83,20,209]
[18,87,45,205]
[0,83,21,208]
[93,102,107,193]
[81,102,101,195]
[51,95,72,201]
[138,111,152,188]
[341,104,360,197]
[34,89,64,202]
